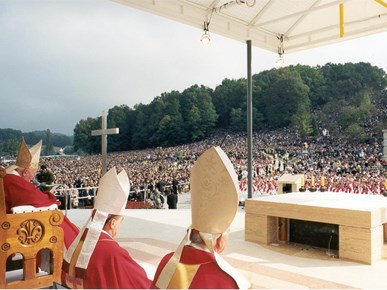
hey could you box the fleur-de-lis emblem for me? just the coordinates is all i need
[17,219,43,245]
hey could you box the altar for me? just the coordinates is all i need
[245,191,387,264]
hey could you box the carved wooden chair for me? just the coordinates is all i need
[0,167,64,288]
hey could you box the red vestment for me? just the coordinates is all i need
[151,246,238,289]
[3,173,79,248]
[63,231,151,289]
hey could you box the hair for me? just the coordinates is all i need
[189,229,203,243]
[104,214,121,226]
[189,229,221,244]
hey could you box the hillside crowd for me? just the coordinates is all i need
[2,128,383,200]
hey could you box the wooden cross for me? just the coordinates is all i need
[91,111,119,175]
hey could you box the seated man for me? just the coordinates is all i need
[151,146,250,289]
[36,164,55,192]
[3,138,79,249]
[63,167,151,289]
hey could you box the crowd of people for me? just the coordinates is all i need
[2,128,383,201]
[1,132,386,288]
[1,138,251,288]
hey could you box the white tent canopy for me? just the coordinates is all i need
[113,0,387,54]
[112,0,387,199]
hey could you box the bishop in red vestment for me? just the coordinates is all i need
[63,168,151,289]
[4,138,79,249]
[64,228,151,289]
[4,172,79,249]
[152,147,250,289]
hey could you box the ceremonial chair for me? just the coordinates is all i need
[0,167,65,288]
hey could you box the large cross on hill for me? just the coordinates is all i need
[91,111,119,175]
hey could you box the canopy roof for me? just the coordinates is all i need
[113,0,387,54]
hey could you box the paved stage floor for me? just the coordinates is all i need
[66,193,387,289]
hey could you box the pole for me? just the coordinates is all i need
[101,111,107,175]
[247,40,253,199]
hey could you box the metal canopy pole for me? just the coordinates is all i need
[247,40,253,199]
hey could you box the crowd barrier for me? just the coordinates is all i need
[54,182,190,215]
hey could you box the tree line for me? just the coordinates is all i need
[0,129,73,156]
[1,62,386,156]
[73,62,386,154]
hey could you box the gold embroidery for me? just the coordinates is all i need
[65,241,84,289]
[168,263,200,289]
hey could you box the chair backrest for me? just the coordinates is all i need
[0,167,64,289]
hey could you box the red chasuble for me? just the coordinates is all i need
[3,173,79,248]
[64,231,151,289]
[151,246,238,289]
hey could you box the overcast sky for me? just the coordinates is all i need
[1,0,386,136]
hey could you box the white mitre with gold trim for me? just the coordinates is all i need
[155,146,250,289]
[64,167,130,277]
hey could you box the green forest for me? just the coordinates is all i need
[72,62,387,154]
[1,62,386,156]
[0,129,72,156]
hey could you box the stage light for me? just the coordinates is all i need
[276,34,285,68]
[200,21,211,45]
[275,55,284,68]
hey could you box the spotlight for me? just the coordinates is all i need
[276,34,285,68]
[200,21,211,45]
[275,54,284,68]
[200,30,211,45]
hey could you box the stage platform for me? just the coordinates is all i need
[245,191,387,264]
